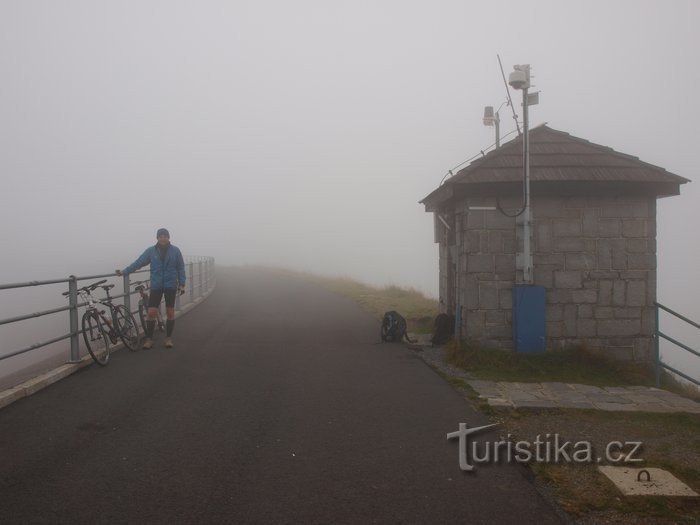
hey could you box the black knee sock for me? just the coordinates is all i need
[146,320,155,339]
[166,320,175,337]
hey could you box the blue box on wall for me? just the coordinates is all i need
[512,285,546,353]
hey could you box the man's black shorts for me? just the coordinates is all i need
[148,288,177,308]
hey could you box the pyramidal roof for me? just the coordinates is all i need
[421,125,689,210]
[451,125,688,184]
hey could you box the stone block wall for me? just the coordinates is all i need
[449,195,657,361]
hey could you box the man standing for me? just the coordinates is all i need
[117,228,186,349]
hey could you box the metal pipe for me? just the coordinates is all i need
[522,84,533,284]
[0,305,74,326]
[198,261,203,298]
[654,304,661,387]
[654,301,700,329]
[657,331,700,358]
[123,273,131,313]
[1,333,74,361]
[454,215,461,340]
[658,362,700,387]
[495,114,500,149]
[68,276,80,363]
[0,278,71,290]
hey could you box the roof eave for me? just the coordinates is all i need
[421,180,685,213]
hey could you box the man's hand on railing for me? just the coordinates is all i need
[115,270,122,276]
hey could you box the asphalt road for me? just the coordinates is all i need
[0,267,563,524]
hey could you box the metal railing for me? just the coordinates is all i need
[654,301,699,387]
[0,256,215,364]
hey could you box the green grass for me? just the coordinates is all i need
[508,409,700,523]
[445,339,655,386]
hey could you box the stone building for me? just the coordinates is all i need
[420,125,688,360]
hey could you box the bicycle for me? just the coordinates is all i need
[63,279,140,366]
[131,280,165,334]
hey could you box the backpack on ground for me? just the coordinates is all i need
[380,311,416,343]
[431,313,455,346]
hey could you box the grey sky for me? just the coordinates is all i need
[1,0,698,321]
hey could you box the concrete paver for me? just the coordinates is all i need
[410,343,700,414]
[465,379,700,413]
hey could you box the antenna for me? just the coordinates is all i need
[497,54,521,136]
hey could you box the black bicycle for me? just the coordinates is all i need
[63,279,140,365]
[131,280,165,334]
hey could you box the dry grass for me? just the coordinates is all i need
[511,410,700,524]
[249,265,439,333]
[309,277,439,333]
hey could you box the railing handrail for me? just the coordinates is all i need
[0,257,215,366]
[0,278,76,291]
[654,301,699,387]
[0,269,149,327]
[654,301,700,330]
[0,269,155,291]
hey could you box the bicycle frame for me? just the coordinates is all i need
[78,287,120,343]
[81,281,140,350]
[131,280,164,332]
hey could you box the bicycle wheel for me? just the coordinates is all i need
[82,311,110,366]
[115,305,140,351]
[138,301,148,333]
[156,309,165,332]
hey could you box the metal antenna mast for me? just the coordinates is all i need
[498,54,521,136]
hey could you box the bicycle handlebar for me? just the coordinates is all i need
[61,279,108,297]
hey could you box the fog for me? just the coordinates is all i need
[1,1,699,375]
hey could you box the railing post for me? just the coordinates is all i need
[204,258,209,293]
[68,275,80,363]
[654,303,661,388]
[188,262,194,304]
[198,261,203,299]
[122,273,131,314]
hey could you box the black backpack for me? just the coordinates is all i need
[431,313,455,345]
[381,311,415,343]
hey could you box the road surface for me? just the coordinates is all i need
[0,267,562,524]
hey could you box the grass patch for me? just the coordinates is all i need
[503,409,700,523]
[305,275,438,333]
[532,463,699,522]
[445,339,654,387]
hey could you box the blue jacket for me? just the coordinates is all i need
[122,244,186,290]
